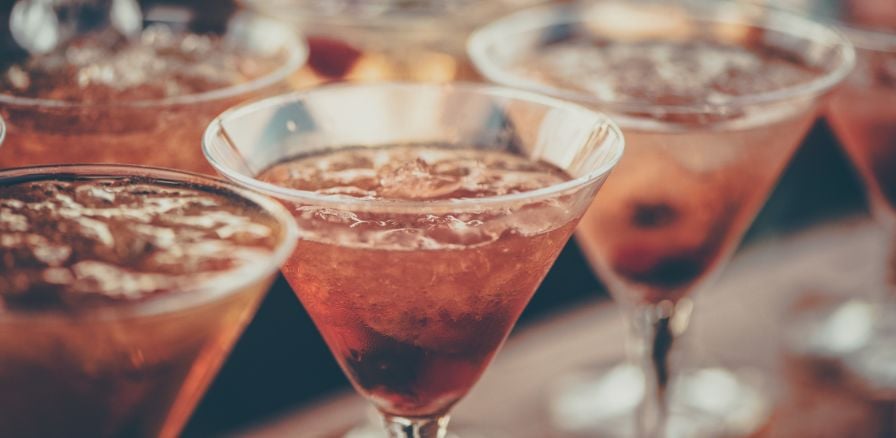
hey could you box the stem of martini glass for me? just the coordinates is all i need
[628,299,693,438]
[381,414,450,438]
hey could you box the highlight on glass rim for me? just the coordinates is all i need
[2,0,893,437]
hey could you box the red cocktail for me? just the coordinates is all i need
[470,1,854,435]
[261,145,578,416]
[204,83,624,437]
[0,165,297,438]
[0,5,305,174]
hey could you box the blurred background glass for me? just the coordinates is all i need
[0,0,305,174]
[240,0,545,87]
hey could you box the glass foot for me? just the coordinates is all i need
[785,296,873,359]
[547,363,772,437]
[842,322,896,399]
[784,295,896,398]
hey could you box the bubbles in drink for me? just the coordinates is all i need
[0,176,281,311]
[516,40,820,105]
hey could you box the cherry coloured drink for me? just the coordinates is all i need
[470,3,852,436]
[0,170,290,438]
[516,39,822,304]
[261,145,581,417]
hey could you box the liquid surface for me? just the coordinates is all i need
[1,25,287,102]
[515,40,819,106]
[0,176,280,311]
[261,144,569,200]
[261,145,584,416]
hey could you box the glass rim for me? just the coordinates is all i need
[202,81,625,212]
[0,22,308,110]
[468,0,857,116]
[0,164,299,319]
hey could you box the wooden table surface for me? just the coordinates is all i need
[236,218,891,437]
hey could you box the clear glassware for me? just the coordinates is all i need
[203,82,624,438]
[774,0,896,398]
[469,1,855,436]
[240,0,543,87]
[0,164,298,438]
[0,1,307,174]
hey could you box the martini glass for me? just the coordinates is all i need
[469,1,855,436]
[774,0,896,398]
[0,164,298,437]
[203,82,624,438]
[0,0,306,174]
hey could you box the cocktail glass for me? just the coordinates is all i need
[241,0,544,87]
[776,0,896,398]
[0,164,298,437]
[470,1,855,436]
[203,82,624,438]
[0,1,306,174]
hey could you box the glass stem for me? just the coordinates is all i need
[629,300,692,438]
[381,414,450,438]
